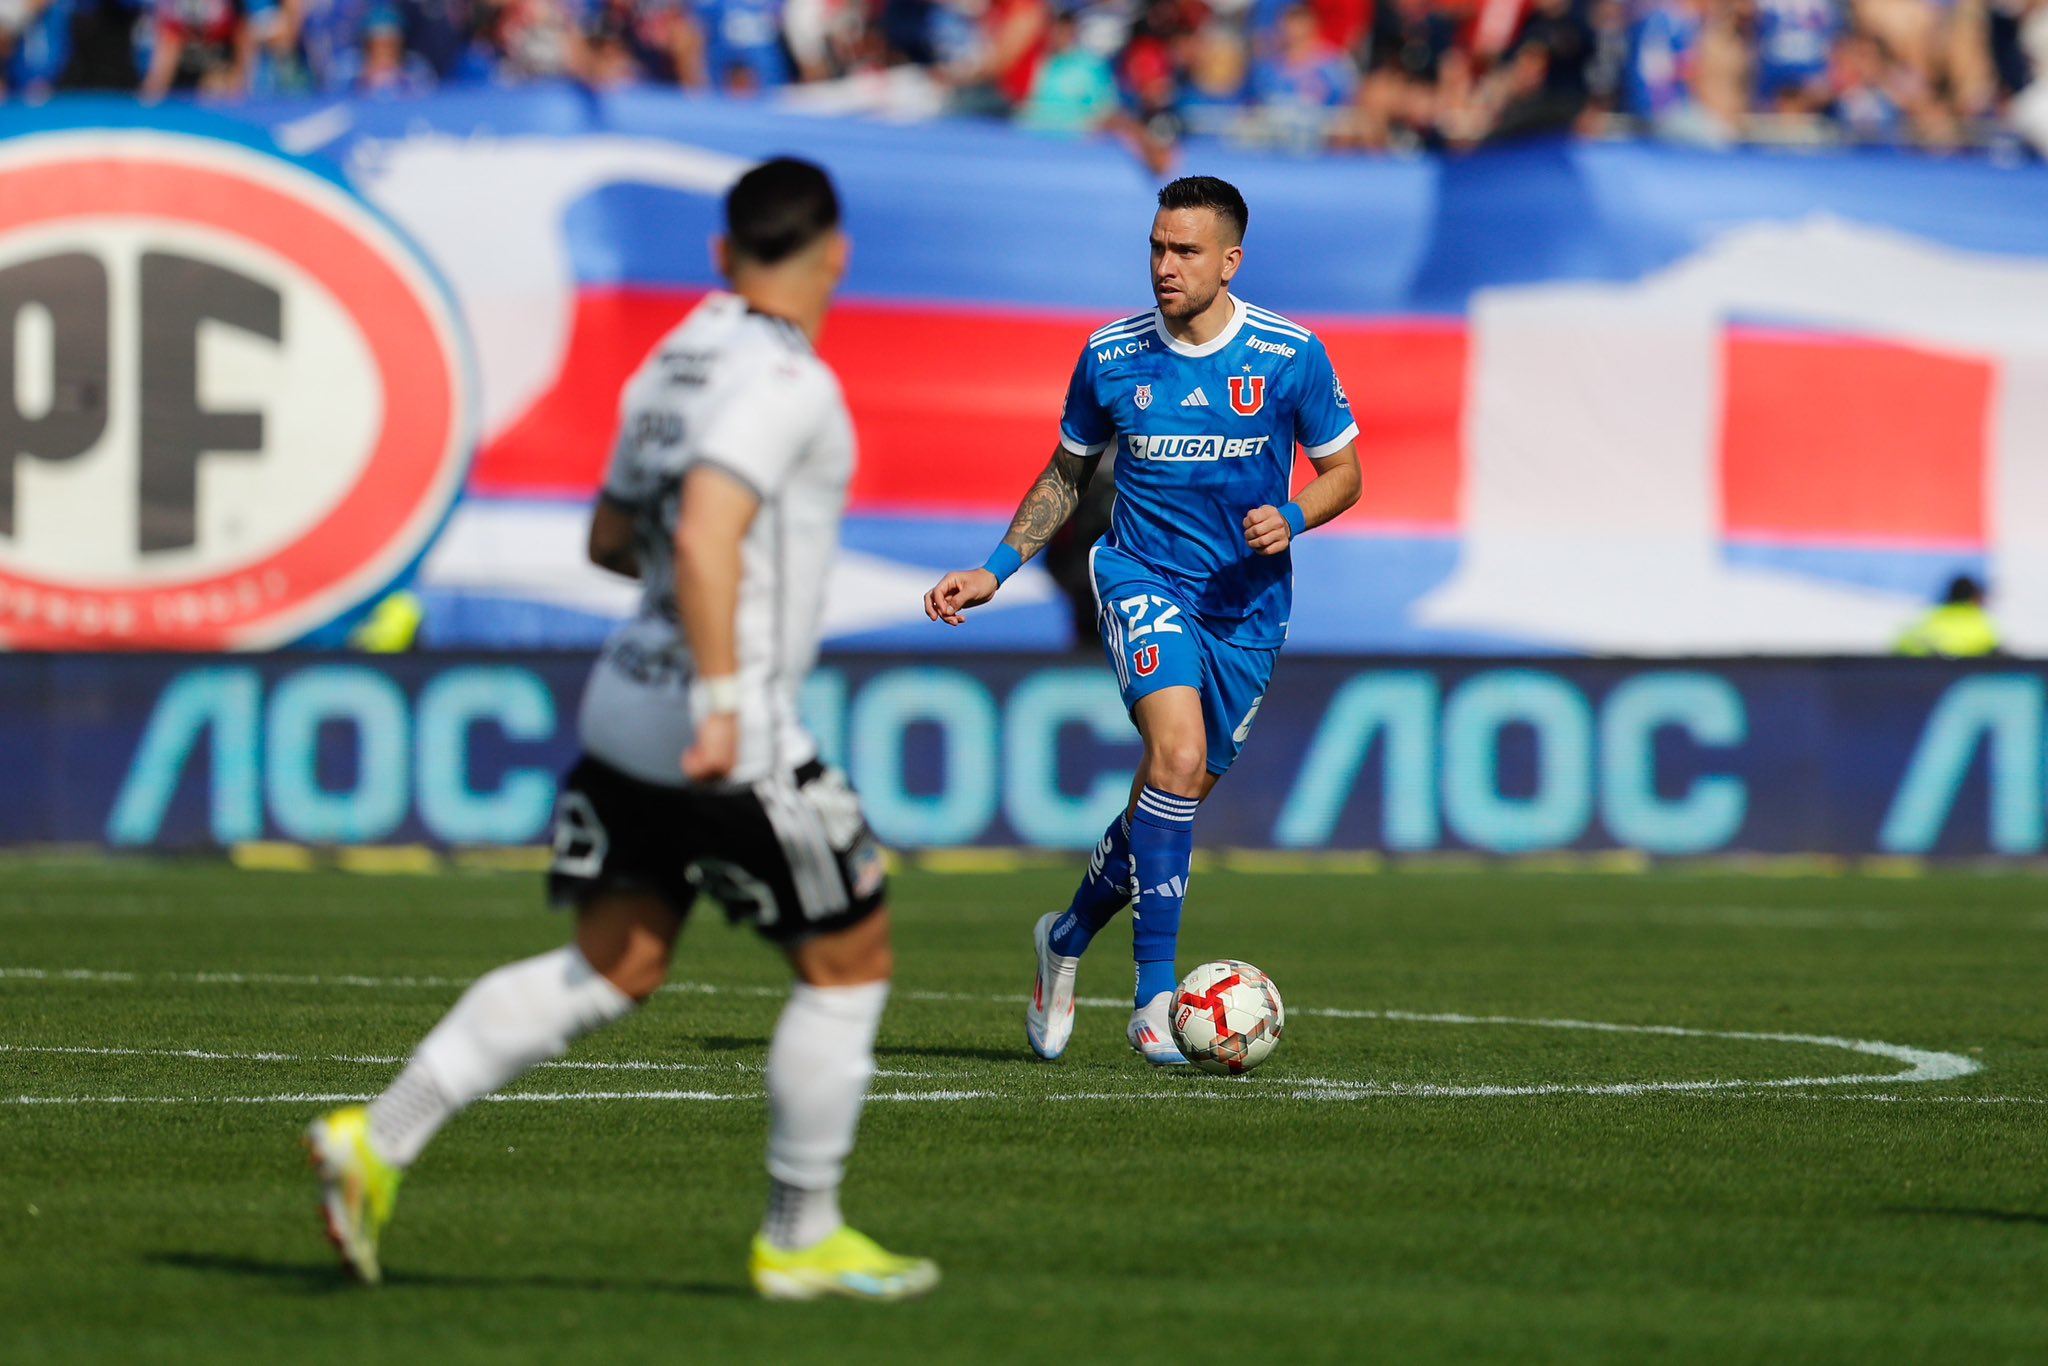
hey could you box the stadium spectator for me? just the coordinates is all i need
[1019,7,1116,130]
[877,0,935,65]
[2,0,35,95]
[940,0,1049,114]
[780,0,857,78]
[351,4,437,88]
[1855,0,1939,79]
[2,0,69,98]
[1106,2,1189,171]
[592,0,707,86]
[140,0,266,97]
[1120,0,1203,101]
[463,0,596,84]
[391,0,473,78]
[49,0,145,89]
[1894,573,2003,657]
[1831,25,1910,135]
[1485,0,1598,141]
[1177,18,1252,137]
[0,0,2041,157]
[2000,0,2048,152]
[695,0,790,91]
[280,0,370,92]
[1626,0,1755,141]
[1357,0,1465,149]
[1251,2,1358,146]
[1754,0,1837,112]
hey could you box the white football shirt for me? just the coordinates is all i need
[577,292,855,788]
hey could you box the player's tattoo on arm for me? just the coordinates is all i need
[1002,448,1099,561]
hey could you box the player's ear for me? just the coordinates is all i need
[711,233,732,281]
[826,229,852,285]
[1221,244,1243,284]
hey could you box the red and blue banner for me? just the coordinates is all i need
[6,91,2048,654]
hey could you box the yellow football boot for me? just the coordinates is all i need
[749,1226,939,1302]
[304,1105,402,1284]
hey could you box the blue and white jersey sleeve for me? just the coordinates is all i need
[1295,336,1359,459]
[1058,348,1115,457]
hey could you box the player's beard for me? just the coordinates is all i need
[1154,278,1219,322]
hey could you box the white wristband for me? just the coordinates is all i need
[689,674,742,721]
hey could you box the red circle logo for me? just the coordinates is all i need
[0,131,471,648]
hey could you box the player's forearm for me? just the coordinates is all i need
[140,36,181,99]
[1000,447,1097,561]
[674,531,743,679]
[1293,455,1361,531]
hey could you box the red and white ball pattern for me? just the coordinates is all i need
[1170,960,1285,1076]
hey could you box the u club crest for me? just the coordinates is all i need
[1134,384,1153,410]
[1228,375,1265,416]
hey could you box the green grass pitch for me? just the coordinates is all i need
[2,859,2045,1364]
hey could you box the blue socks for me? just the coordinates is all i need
[1047,812,1133,957]
[1047,786,1201,1007]
[1129,786,1197,1005]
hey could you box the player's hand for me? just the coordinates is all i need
[682,711,740,783]
[1243,505,1293,557]
[924,568,1000,626]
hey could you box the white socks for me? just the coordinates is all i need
[367,945,635,1167]
[362,946,890,1255]
[761,980,890,1250]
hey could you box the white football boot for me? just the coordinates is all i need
[1025,912,1080,1060]
[1128,990,1189,1067]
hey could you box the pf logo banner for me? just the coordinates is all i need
[0,129,472,649]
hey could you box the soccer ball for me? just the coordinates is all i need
[1170,960,1284,1076]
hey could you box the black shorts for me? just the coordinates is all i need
[546,755,888,945]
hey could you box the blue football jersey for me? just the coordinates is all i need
[1059,295,1358,647]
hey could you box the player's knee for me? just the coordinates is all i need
[1146,739,1208,795]
[598,940,672,1003]
[577,926,672,1002]
[791,910,894,987]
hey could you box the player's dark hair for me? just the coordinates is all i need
[1157,176,1248,244]
[1944,573,1985,605]
[725,157,841,267]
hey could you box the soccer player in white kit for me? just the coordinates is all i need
[305,158,937,1302]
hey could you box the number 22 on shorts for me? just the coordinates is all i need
[1119,595,1182,677]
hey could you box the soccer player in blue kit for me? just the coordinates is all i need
[922,176,1361,1065]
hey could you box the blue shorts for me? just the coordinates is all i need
[1090,544,1279,777]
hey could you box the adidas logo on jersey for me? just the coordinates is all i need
[1181,387,1210,407]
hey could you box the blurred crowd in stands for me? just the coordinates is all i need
[5,0,2048,156]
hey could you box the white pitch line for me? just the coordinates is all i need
[0,964,1986,1104]
[11,1086,2039,1108]
[0,1025,1985,1107]
[1781,1092,2048,1106]
[0,964,1136,1010]
[1287,1011,1977,1087]
[0,1042,927,1080]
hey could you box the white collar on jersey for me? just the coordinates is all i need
[1150,291,1246,358]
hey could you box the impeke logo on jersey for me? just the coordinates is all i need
[0,128,472,649]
